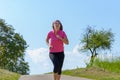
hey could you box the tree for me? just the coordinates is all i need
[0,18,29,74]
[80,26,114,66]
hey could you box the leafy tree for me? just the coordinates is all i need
[0,18,29,74]
[80,26,114,66]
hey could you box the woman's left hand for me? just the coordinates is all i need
[56,34,69,45]
[56,35,63,40]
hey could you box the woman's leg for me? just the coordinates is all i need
[49,53,59,80]
[49,52,64,80]
[57,52,65,80]
[54,73,61,80]
[58,52,64,75]
[57,74,61,80]
[54,73,58,80]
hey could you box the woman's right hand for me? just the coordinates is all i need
[49,45,53,49]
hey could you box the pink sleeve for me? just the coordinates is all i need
[47,32,51,39]
[62,31,67,38]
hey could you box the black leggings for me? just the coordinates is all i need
[49,52,64,75]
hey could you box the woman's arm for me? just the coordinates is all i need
[61,37,69,45]
[46,37,49,46]
[46,37,53,49]
[56,35,69,45]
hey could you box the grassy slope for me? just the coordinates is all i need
[0,69,20,80]
[63,67,120,80]
[62,58,120,80]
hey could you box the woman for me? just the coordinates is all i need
[46,20,69,80]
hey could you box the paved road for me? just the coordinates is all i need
[19,74,91,80]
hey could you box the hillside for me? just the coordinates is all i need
[63,67,120,80]
[0,69,20,80]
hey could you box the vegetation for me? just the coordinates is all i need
[62,26,119,80]
[0,18,29,74]
[80,26,114,66]
[93,57,120,73]
[63,57,120,80]
[0,69,20,80]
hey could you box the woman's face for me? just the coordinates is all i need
[53,21,60,31]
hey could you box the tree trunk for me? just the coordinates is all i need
[88,48,97,67]
[89,51,97,67]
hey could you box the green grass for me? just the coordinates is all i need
[93,57,120,73]
[62,57,120,80]
[0,69,20,80]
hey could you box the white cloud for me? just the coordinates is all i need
[63,45,90,69]
[72,44,80,54]
[26,45,90,74]
[26,48,52,74]
[97,53,113,61]
[26,48,48,63]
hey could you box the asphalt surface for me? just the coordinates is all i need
[19,74,91,80]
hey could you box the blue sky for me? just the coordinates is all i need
[0,0,120,74]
